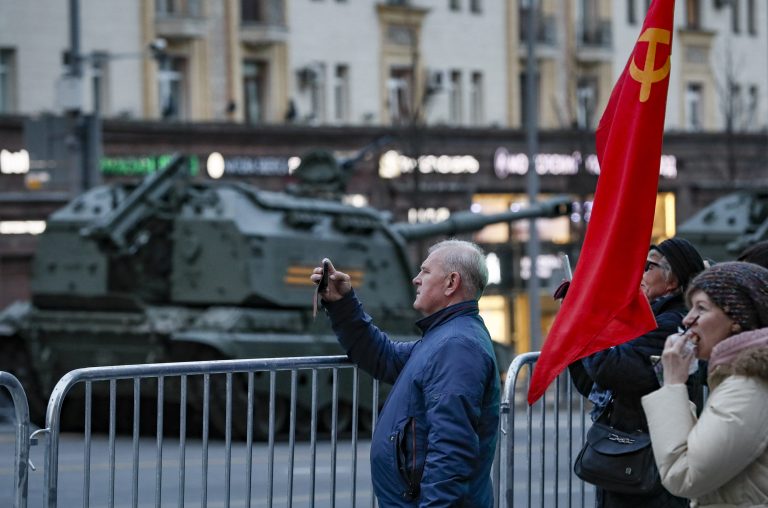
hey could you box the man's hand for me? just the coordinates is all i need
[310,258,352,302]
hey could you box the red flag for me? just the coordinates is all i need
[527,0,675,404]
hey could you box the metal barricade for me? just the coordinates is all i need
[36,356,379,508]
[0,371,31,508]
[497,352,595,508]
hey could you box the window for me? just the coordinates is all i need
[470,72,484,125]
[627,0,637,25]
[241,0,284,24]
[450,0,460,11]
[243,60,268,124]
[155,0,201,17]
[0,49,16,114]
[729,83,743,129]
[576,77,597,129]
[241,0,264,22]
[746,85,759,129]
[747,0,757,35]
[732,0,740,33]
[470,0,482,14]
[334,64,350,122]
[685,82,703,131]
[157,56,186,120]
[309,63,326,124]
[685,0,701,29]
[449,70,462,123]
[387,67,413,124]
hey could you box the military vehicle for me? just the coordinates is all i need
[677,191,768,262]
[0,152,571,439]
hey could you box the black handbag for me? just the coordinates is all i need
[573,420,662,494]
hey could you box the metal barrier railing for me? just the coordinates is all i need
[34,355,379,508]
[3,351,597,507]
[498,352,594,508]
[0,371,31,508]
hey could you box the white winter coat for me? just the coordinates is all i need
[642,330,768,507]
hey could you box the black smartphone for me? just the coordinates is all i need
[318,260,330,293]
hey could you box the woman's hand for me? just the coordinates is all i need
[660,332,697,385]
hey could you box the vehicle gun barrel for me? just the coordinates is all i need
[390,196,572,241]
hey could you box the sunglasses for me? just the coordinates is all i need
[644,260,664,272]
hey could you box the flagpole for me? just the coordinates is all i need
[524,0,542,352]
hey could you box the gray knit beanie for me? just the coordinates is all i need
[686,261,768,331]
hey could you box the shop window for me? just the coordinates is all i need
[685,82,703,131]
[449,70,462,123]
[651,192,676,243]
[470,72,484,125]
[334,64,350,123]
[387,67,412,125]
[478,295,510,345]
[0,49,16,114]
[157,56,187,120]
[243,60,268,124]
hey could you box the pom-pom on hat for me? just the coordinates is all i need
[686,261,768,332]
[650,238,705,291]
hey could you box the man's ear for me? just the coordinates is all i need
[444,272,461,296]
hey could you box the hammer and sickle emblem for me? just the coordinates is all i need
[629,28,671,103]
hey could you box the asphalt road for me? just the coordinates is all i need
[1,411,596,508]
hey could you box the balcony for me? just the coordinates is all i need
[154,0,206,39]
[240,0,288,44]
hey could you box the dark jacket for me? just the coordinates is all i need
[569,293,700,508]
[325,291,500,507]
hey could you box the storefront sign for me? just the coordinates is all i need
[0,149,31,175]
[206,152,301,179]
[494,148,677,179]
[379,150,480,179]
[0,220,46,235]
[101,155,200,175]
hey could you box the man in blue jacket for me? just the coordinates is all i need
[312,240,500,507]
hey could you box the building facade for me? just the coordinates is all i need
[1,0,767,353]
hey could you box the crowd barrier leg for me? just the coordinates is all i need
[0,371,31,508]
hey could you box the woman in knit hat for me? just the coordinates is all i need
[642,262,768,507]
[569,237,706,508]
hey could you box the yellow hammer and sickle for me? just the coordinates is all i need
[629,28,671,103]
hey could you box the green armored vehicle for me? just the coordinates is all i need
[677,191,768,262]
[0,153,571,438]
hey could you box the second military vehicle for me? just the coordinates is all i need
[0,153,571,438]
[677,191,768,262]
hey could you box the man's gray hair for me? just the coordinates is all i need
[428,239,489,299]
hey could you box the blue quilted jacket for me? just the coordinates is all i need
[325,291,500,507]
